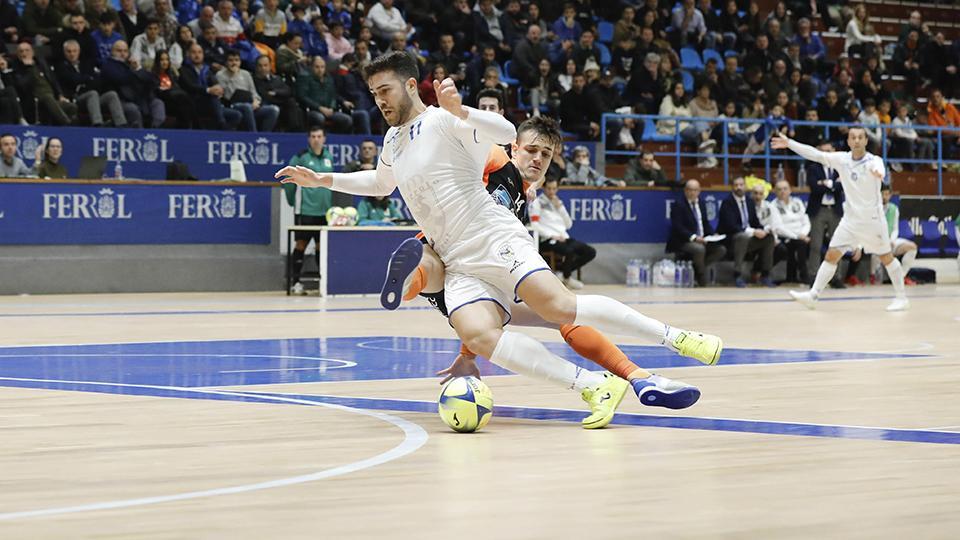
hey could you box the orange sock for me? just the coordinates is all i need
[559,324,649,381]
[402,265,426,301]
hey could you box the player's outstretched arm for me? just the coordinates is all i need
[275,165,332,188]
[771,132,830,166]
[434,77,517,144]
[275,165,397,197]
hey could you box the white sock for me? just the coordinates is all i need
[490,331,605,391]
[901,250,917,274]
[810,261,838,296]
[885,258,906,298]
[572,295,673,345]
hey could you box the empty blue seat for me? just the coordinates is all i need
[597,21,614,44]
[641,118,673,142]
[945,220,958,256]
[680,47,704,71]
[597,42,612,66]
[501,60,520,85]
[681,69,694,92]
[702,48,723,66]
[898,219,914,240]
[919,220,943,256]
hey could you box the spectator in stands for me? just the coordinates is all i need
[0,0,20,47]
[610,36,638,82]
[130,18,166,70]
[216,50,279,132]
[276,32,310,77]
[251,0,285,50]
[898,10,931,46]
[55,39,128,127]
[528,58,562,117]
[714,100,749,145]
[669,0,705,50]
[766,0,794,37]
[284,126,335,295]
[718,55,749,109]
[180,42,241,129]
[921,32,960,99]
[323,21,353,61]
[335,53,379,134]
[118,0,145,42]
[766,18,788,52]
[844,3,881,60]
[153,0,178,46]
[387,31,426,75]
[101,40,165,128]
[857,98,884,154]
[512,24,548,89]
[419,64,447,107]
[794,108,825,148]
[286,6,311,41]
[744,0,765,45]
[696,0,721,50]
[168,25,194,71]
[762,59,790,103]
[891,103,934,171]
[532,176,595,290]
[212,0,244,45]
[625,52,663,114]
[568,29,601,72]
[296,55,354,134]
[718,176,776,287]
[428,34,463,84]
[613,5,640,45]
[498,0,526,48]
[771,179,811,284]
[196,24,227,73]
[344,139,378,173]
[53,14,98,65]
[465,44,498,96]
[743,33,775,74]
[367,0,411,45]
[565,145,623,187]
[304,17,332,58]
[658,81,717,166]
[35,137,67,179]
[11,42,78,125]
[0,55,28,125]
[805,141,844,285]
[0,133,36,177]
[559,72,598,140]
[695,57,720,98]
[84,0,118,33]
[688,83,719,168]
[358,195,404,225]
[854,68,888,107]
[188,5,214,40]
[92,13,124,65]
[877,184,918,284]
[634,26,660,61]
[794,17,825,75]
[152,50,193,129]
[625,151,681,188]
[817,88,850,144]
[22,0,63,46]
[468,65,507,109]
[254,54,302,132]
[667,179,726,287]
[476,87,504,115]
[551,3,582,44]
[442,0,476,50]
[830,69,856,109]
[526,2,547,37]
[474,0,511,59]
[893,30,922,95]
[926,88,960,157]
[717,0,746,51]
[751,183,780,249]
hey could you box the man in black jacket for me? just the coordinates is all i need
[667,180,726,287]
[253,55,301,132]
[510,24,548,89]
[55,38,128,126]
[559,72,598,140]
[51,13,98,64]
[804,142,845,285]
[716,176,776,287]
[100,39,164,127]
[11,41,77,125]
[179,42,241,129]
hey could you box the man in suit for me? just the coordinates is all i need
[54,38,128,126]
[717,176,776,287]
[100,39,164,128]
[668,180,727,287]
[805,141,845,286]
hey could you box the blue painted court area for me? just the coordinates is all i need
[0,337,930,388]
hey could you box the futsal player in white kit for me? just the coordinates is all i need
[276,52,723,426]
[771,128,910,311]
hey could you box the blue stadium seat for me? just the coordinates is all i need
[919,220,943,256]
[702,48,723,67]
[898,220,914,241]
[681,70,694,93]
[501,60,520,86]
[597,43,612,66]
[945,220,958,256]
[680,47,704,71]
[641,118,673,142]
[597,21,614,44]
[723,49,739,58]
[516,87,548,114]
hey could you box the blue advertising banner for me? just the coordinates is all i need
[0,125,598,183]
[0,181,272,244]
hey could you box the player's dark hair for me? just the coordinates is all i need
[308,125,325,136]
[517,116,563,150]
[848,125,868,136]
[543,176,560,187]
[363,50,419,84]
[476,88,504,110]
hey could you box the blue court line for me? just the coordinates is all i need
[0,292,955,318]
[238,391,960,446]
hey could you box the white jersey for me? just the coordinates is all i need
[330,105,518,257]
[787,140,885,222]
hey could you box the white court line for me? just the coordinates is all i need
[219,367,351,374]
[869,342,936,354]
[0,377,428,521]
[356,339,457,354]
[0,353,356,369]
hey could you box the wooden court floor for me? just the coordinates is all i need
[0,285,958,539]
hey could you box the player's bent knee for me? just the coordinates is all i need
[464,328,503,359]
[535,291,577,325]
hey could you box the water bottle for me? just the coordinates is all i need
[640,260,650,287]
[686,261,696,287]
[674,260,682,287]
[796,165,807,188]
[114,161,123,180]
[775,163,785,184]
[873,262,885,285]
[626,259,640,287]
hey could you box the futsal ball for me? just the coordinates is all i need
[438,376,494,433]
[325,206,343,224]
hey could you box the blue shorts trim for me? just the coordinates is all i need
[446,297,512,328]
[512,267,552,303]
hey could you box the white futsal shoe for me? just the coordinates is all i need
[789,290,818,309]
[886,297,910,312]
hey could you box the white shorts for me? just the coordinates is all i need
[829,216,892,255]
[892,237,915,252]
[442,218,551,326]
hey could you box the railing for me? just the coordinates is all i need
[600,113,960,195]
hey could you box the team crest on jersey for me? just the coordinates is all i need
[497,243,515,261]
[851,172,858,181]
